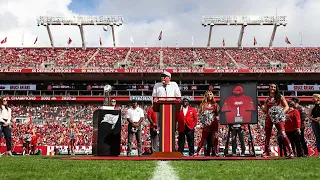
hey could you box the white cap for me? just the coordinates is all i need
[161,70,171,78]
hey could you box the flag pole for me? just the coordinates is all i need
[22,31,24,47]
[176,32,179,49]
[192,36,194,49]
[145,31,148,49]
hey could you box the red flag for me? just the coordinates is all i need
[254,37,257,46]
[34,37,38,44]
[222,38,225,47]
[99,37,102,46]
[67,37,72,45]
[285,37,291,44]
[158,31,162,41]
[1,37,7,44]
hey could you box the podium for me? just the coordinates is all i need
[92,107,122,156]
[152,97,183,157]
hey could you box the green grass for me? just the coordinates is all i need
[0,156,319,180]
[171,157,320,180]
[0,156,157,180]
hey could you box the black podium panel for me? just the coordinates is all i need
[92,109,121,156]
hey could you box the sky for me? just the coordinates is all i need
[0,0,319,48]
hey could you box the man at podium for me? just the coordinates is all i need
[152,70,181,97]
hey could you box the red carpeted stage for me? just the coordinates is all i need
[61,156,288,161]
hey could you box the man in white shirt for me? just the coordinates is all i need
[152,70,181,97]
[126,100,144,156]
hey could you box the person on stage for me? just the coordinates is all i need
[152,70,181,97]
[69,121,79,155]
[291,97,308,156]
[277,131,287,157]
[110,98,120,110]
[126,100,144,156]
[0,97,13,157]
[177,98,198,156]
[285,100,303,157]
[194,91,219,156]
[307,94,320,158]
[147,104,159,153]
[262,83,293,158]
[231,124,246,156]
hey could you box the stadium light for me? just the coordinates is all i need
[201,15,288,48]
[37,15,124,48]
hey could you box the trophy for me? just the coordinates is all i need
[103,84,112,106]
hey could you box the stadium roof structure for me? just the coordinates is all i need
[37,15,124,49]
[202,15,287,48]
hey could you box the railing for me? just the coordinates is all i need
[0,89,313,97]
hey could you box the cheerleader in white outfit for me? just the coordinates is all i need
[0,97,13,156]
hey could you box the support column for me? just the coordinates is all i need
[207,25,213,48]
[46,25,54,48]
[269,25,278,48]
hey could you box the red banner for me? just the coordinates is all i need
[7,96,313,102]
[1,68,320,74]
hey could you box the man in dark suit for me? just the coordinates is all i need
[177,98,198,156]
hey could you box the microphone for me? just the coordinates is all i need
[162,81,167,96]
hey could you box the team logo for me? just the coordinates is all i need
[234,101,243,105]
[101,113,119,129]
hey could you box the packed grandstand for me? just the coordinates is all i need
[0,47,319,156]
[0,47,320,68]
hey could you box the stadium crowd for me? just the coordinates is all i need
[0,103,317,154]
[1,47,320,68]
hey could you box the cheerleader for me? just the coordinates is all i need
[69,121,79,155]
[30,125,38,155]
[23,125,33,156]
[194,91,219,156]
[262,83,293,158]
[0,97,13,157]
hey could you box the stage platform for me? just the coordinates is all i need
[61,156,288,161]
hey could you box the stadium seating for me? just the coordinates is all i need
[1,47,320,68]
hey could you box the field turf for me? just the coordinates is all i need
[0,156,319,180]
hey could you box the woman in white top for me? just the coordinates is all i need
[0,97,13,156]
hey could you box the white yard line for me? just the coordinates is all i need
[151,161,179,180]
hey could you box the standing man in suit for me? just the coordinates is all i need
[152,70,181,97]
[177,98,198,156]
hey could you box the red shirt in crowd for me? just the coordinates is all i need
[285,109,301,132]
[147,106,157,128]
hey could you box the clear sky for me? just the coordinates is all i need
[0,0,319,47]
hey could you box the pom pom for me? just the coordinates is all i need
[200,110,215,127]
[268,106,286,123]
